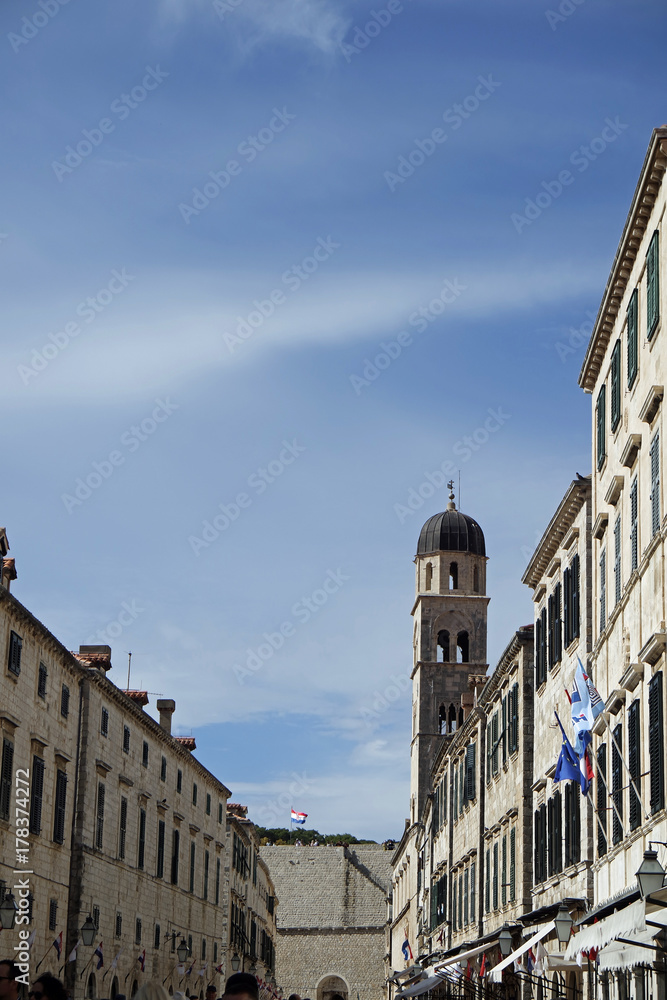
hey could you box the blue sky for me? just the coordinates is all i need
[1,0,665,840]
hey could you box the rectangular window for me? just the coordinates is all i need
[597,384,606,470]
[647,230,660,340]
[564,782,581,867]
[161,756,167,782]
[177,769,182,793]
[465,743,476,800]
[93,906,100,930]
[651,432,660,536]
[171,830,180,885]
[8,631,22,676]
[491,712,499,776]
[492,842,499,910]
[215,858,221,905]
[138,808,146,870]
[614,516,622,605]
[218,802,223,824]
[470,860,476,922]
[154,923,161,950]
[501,696,507,765]
[29,755,45,835]
[597,744,608,857]
[536,607,547,686]
[458,872,463,928]
[452,877,458,931]
[627,288,638,388]
[135,918,142,945]
[649,673,664,814]
[501,834,507,907]
[509,684,519,753]
[612,724,623,845]
[101,707,109,737]
[0,738,14,821]
[485,848,490,913]
[189,841,196,893]
[204,849,209,900]
[96,782,105,849]
[53,769,67,844]
[548,592,555,669]
[192,783,198,806]
[628,700,641,831]
[142,741,149,768]
[631,478,639,571]
[116,913,122,938]
[534,804,547,883]
[157,820,165,878]
[554,582,562,662]
[509,828,516,901]
[60,684,69,718]
[201,938,207,961]
[123,725,130,754]
[119,797,127,859]
[206,792,211,815]
[453,769,458,821]
[571,554,580,639]
[38,663,47,699]
[49,898,58,931]
[463,868,469,926]
[611,338,622,431]
[600,549,607,632]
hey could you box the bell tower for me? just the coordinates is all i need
[410,485,489,822]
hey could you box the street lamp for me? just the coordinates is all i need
[554,905,573,946]
[177,939,189,963]
[0,894,17,930]
[231,954,241,972]
[637,848,667,899]
[81,914,96,947]
[498,925,513,957]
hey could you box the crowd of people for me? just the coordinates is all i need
[0,960,269,1000]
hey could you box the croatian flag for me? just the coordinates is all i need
[94,942,104,969]
[571,659,604,756]
[401,936,413,962]
[138,949,145,972]
[53,932,63,960]
[291,809,307,824]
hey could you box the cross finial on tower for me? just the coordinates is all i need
[447,480,456,511]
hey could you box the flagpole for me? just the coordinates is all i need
[35,942,58,973]
[588,792,614,853]
[603,715,649,820]
[80,953,97,980]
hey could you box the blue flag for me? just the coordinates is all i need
[553,712,589,795]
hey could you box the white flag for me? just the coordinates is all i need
[68,939,81,963]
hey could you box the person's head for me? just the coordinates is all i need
[223,974,258,1000]
[206,988,217,999]
[288,994,301,1000]
[0,962,19,1000]
[32,974,67,1000]
[133,985,171,1000]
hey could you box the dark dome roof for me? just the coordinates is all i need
[417,509,486,556]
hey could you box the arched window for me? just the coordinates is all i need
[87,975,97,1000]
[458,707,464,729]
[111,978,119,1000]
[449,562,458,590]
[439,705,447,734]
[457,630,469,663]
[473,565,480,593]
[437,630,450,662]
[425,562,433,591]
[131,981,139,999]
[448,704,457,733]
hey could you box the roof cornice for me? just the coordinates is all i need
[579,128,667,393]
[522,477,591,589]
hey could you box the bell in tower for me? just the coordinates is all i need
[409,484,489,821]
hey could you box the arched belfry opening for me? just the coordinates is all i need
[456,630,469,663]
[473,565,480,593]
[437,629,450,662]
[448,703,457,733]
[425,562,433,591]
[449,561,458,590]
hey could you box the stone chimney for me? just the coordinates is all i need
[157,699,176,734]
[76,645,112,671]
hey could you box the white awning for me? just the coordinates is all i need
[598,931,657,972]
[435,940,499,970]
[565,901,646,961]
[488,922,555,983]
[396,974,447,998]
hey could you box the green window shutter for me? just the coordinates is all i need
[485,849,490,912]
[600,549,606,632]
[628,700,641,831]
[630,477,639,570]
[492,842,499,910]
[611,339,621,430]
[29,755,45,835]
[597,744,608,857]
[509,828,516,901]
[572,555,580,638]
[614,516,622,605]
[597,384,606,470]
[554,582,562,662]
[647,230,660,340]
[501,696,507,765]
[470,860,476,921]
[649,673,664,814]
[627,289,638,387]
[612,724,623,844]
[501,835,507,906]
[651,432,661,536]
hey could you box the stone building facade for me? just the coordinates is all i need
[261,845,391,1000]
[0,529,281,1000]
[226,805,277,981]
